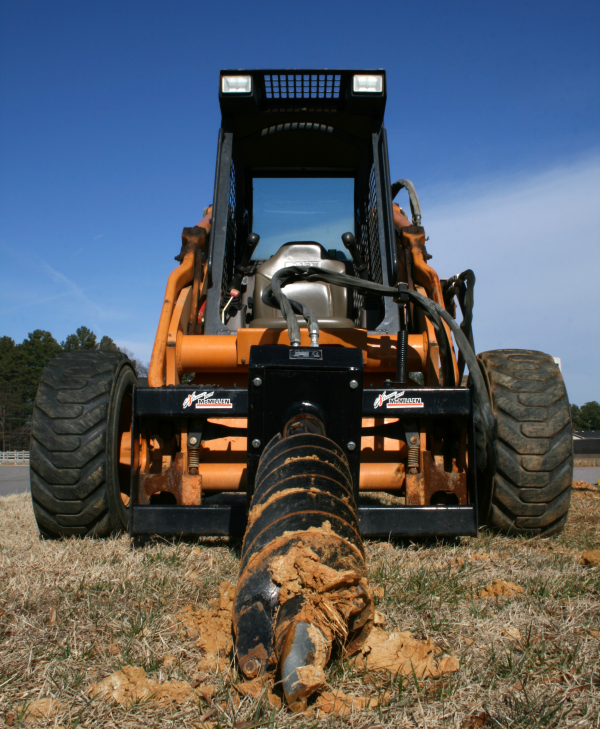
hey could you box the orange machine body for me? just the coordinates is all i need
[134,207,468,509]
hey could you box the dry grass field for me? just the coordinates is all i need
[1,485,599,729]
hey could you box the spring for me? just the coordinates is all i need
[188,448,200,470]
[407,445,420,470]
[396,328,408,384]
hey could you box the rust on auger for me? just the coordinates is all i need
[233,431,374,711]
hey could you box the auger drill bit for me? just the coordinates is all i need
[233,432,374,711]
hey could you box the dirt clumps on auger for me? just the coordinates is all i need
[233,432,374,710]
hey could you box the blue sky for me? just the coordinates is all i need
[1,0,598,404]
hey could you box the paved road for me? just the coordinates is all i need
[0,466,598,498]
[0,466,30,497]
[574,467,600,485]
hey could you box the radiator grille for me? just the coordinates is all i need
[264,73,341,100]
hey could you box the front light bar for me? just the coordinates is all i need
[352,74,383,94]
[222,75,253,94]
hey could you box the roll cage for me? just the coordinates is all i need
[204,69,400,336]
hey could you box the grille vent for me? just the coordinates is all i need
[264,73,341,100]
[221,162,238,300]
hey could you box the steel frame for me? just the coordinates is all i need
[129,382,477,538]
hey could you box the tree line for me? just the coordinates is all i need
[0,327,148,451]
[571,401,600,432]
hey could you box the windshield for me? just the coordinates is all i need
[251,177,355,260]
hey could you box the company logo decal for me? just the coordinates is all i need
[373,390,424,410]
[182,391,232,409]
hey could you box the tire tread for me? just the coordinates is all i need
[29,351,131,537]
[478,349,573,536]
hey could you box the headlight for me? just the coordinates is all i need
[352,75,383,94]
[222,76,253,94]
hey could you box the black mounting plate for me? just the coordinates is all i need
[130,354,477,538]
[246,346,364,502]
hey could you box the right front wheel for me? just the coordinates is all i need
[477,349,573,536]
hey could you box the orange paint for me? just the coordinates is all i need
[148,211,211,387]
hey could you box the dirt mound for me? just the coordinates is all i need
[234,675,282,708]
[580,550,600,567]
[16,698,62,723]
[573,480,600,496]
[176,581,235,673]
[477,579,524,599]
[353,626,459,677]
[315,688,389,716]
[87,665,216,706]
[172,563,458,710]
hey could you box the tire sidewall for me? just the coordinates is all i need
[106,363,137,531]
[471,356,496,526]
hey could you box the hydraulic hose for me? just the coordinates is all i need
[443,270,476,383]
[391,179,422,226]
[265,268,320,347]
[263,266,456,387]
[262,266,494,470]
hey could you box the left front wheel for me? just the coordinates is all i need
[30,351,137,538]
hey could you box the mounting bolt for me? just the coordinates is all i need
[253,377,263,387]
[409,436,418,445]
[349,379,359,390]
[188,436,198,446]
[252,439,261,449]
[347,441,356,451]
[242,658,260,678]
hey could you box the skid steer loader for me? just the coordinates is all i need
[30,70,573,704]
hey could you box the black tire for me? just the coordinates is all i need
[477,349,573,536]
[30,351,137,538]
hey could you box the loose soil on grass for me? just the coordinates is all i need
[1,486,599,728]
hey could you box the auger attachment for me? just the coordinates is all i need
[233,432,373,711]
